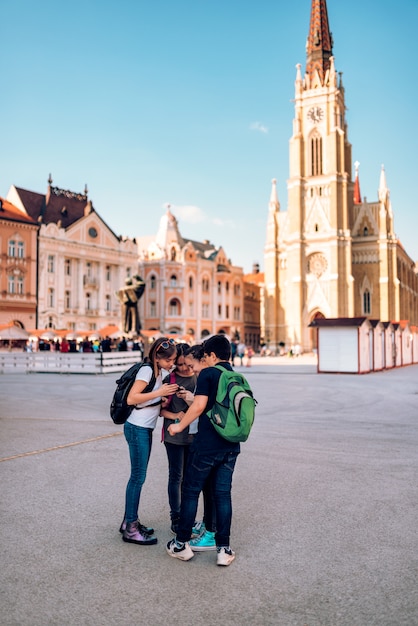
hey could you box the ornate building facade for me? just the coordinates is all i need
[0,197,39,328]
[137,208,244,341]
[7,178,137,332]
[264,0,418,352]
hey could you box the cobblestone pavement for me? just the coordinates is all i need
[1,360,417,626]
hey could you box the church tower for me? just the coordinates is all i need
[265,0,355,351]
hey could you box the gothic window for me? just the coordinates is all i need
[202,278,210,292]
[170,275,177,287]
[363,227,369,236]
[150,275,156,289]
[363,289,371,315]
[311,135,323,176]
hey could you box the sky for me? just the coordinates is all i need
[1,0,417,273]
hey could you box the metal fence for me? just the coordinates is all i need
[0,351,141,375]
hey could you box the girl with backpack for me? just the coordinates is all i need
[121,337,178,546]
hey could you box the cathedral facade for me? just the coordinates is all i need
[264,0,418,353]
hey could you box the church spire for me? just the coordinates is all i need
[306,0,333,85]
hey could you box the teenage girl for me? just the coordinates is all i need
[160,343,197,534]
[121,337,178,546]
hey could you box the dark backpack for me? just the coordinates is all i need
[110,361,156,425]
[207,364,256,442]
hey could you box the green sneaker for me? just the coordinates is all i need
[189,530,216,551]
[191,520,205,538]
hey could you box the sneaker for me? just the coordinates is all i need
[217,547,235,566]
[166,539,194,561]
[191,520,205,538]
[123,521,158,545]
[119,519,154,536]
[189,530,216,552]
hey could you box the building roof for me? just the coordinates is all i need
[14,184,89,228]
[309,317,368,328]
[0,197,38,226]
[306,0,333,84]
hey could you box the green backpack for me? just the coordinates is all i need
[208,364,256,443]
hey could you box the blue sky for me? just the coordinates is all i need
[2,0,417,273]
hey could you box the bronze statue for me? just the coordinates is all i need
[116,275,145,334]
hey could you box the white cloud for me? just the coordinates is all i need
[212,217,235,228]
[250,121,268,134]
[170,204,206,224]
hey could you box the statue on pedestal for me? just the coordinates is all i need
[116,275,145,335]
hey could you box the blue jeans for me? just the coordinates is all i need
[176,448,239,547]
[164,442,190,522]
[124,422,153,523]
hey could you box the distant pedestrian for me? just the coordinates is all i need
[237,341,246,366]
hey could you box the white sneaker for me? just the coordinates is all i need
[216,547,235,566]
[166,539,194,561]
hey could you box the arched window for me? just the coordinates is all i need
[48,288,55,308]
[189,276,193,289]
[202,278,210,292]
[363,289,371,315]
[169,298,180,316]
[170,275,177,287]
[363,227,369,236]
[86,292,91,310]
[150,275,156,289]
[311,135,323,176]
[65,291,71,309]
[105,294,111,311]
[171,247,177,261]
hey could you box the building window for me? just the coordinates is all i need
[233,283,241,296]
[65,259,71,276]
[86,261,92,278]
[150,301,156,316]
[226,305,229,318]
[105,295,111,311]
[218,281,222,294]
[86,292,91,310]
[106,265,111,281]
[48,288,55,307]
[225,282,229,293]
[189,276,193,289]
[17,241,24,258]
[169,298,180,316]
[189,301,194,316]
[171,247,177,261]
[8,240,16,257]
[202,278,210,292]
[8,272,24,294]
[150,275,156,289]
[170,275,177,287]
[202,303,209,318]
[363,227,369,236]
[363,289,371,315]
[65,291,71,309]
[126,267,132,278]
[218,304,222,317]
[311,135,323,176]
[47,255,55,273]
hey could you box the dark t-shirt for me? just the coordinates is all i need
[193,362,240,454]
[162,372,197,445]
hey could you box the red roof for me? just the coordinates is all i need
[0,197,38,225]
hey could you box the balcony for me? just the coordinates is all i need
[83,276,98,289]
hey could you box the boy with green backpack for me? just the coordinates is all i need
[166,334,256,566]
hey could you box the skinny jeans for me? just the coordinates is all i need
[124,421,153,523]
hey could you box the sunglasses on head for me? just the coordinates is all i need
[157,338,176,351]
